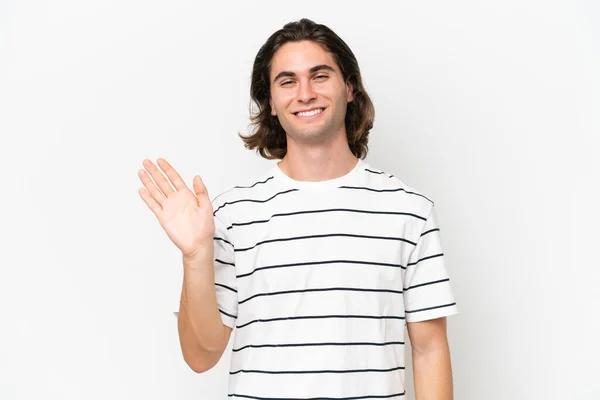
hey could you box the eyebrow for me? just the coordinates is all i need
[273,64,336,83]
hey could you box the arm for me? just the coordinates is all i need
[178,247,233,373]
[407,317,454,400]
[137,158,233,373]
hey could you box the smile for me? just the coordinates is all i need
[294,108,325,118]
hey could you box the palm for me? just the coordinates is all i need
[159,189,214,256]
[138,158,215,258]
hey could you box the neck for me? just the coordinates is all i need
[278,130,359,182]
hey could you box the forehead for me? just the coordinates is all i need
[270,40,340,79]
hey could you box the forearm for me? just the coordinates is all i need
[412,342,453,400]
[178,246,228,371]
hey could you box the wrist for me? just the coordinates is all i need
[182,243,213,267]
[183,241,213,258]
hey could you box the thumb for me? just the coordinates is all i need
[192,175,208,199]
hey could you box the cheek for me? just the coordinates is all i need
[271,92,295,114]
[317,84,346,103]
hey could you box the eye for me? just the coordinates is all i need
[281,80,294,86]
[314,75,328,81]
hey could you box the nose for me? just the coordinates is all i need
[297,78,316,103]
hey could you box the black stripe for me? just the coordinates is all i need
[365,168,395,179]
[403,278,449,292]
[365,168,386,175]
[236,233,416,253]
[229,208,426,229]
[233,176,275,189]
[238,259,406,279]
[405,302,456,314]
[219,308,237,319]
[339,185,433,204]
[239,287,403,305]
[232,341,405,352]
[215,282,237,293]
[236,314,405,329]
[421,228,439,237]
[230,366,405,375]
[407,253,443,267]
[215,236,234,248]
[228,391,406,399]
[215,258,235,267]
[211,176,275,203]
[213,189,299,215]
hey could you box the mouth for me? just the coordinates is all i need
[293,107,326,119]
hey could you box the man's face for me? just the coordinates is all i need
[269,40,353,144]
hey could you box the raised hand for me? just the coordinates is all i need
[138,158,215,258]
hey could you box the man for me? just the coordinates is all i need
[138,18,458,399]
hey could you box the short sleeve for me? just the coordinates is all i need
[174,210,238,330]
[211,212,238,328]
[403,205,458,323]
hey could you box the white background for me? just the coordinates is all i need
[1,1,599,399]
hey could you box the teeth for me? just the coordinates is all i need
[297,108,324,117]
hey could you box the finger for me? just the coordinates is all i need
[193,175,209,200]
[138,187,162,216]
[157,158,188,191]
[193,176,212,209]
[138,168,166,205]
[142,159,175,197]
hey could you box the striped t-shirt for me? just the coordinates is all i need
[187,157,458,398]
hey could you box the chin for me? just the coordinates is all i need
[290,126,327,140]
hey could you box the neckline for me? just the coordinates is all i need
[271,158,364,191]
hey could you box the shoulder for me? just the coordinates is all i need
[359,160,435,211]
[210,166,277,220]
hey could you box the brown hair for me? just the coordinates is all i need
[238,18,375,160]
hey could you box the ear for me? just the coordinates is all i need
[269,98,277,116]
[346,80,354,103]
